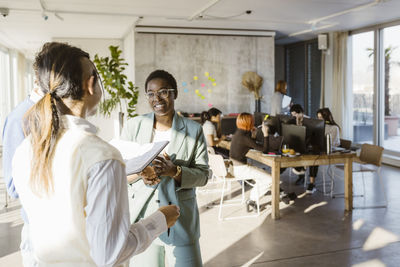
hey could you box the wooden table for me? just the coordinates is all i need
[218,140,356,220]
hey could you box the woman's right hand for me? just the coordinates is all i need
[140,166,161,186]
[261,124,269,137]
[158,205,180,228]
[295,113,304,126]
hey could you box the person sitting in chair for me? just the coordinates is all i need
[229,113,273,211]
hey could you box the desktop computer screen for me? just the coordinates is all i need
[281,124,307,154]
[254,112,268,127]
[220,116,237,135]
[302,118,326,154]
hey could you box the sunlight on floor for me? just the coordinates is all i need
[352,259,386,267]
[240,251,264,267]
[198,181,293,264]
[353,219,365,231]
[363,227,399,251]
[303,201,327,213]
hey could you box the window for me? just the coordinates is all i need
[351,31,374,144]
[383,25,400,153]
[285,40,322,116]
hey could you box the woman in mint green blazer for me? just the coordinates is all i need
[121,70,209,267]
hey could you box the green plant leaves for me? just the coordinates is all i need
[93,45,139,118]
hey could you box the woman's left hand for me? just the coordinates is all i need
[251,127,257,138]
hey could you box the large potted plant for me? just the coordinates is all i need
[93,45,139,131]
[242,71,263,112]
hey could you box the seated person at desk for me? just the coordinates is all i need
[290,103,309,126]
[306,108,340,194]
[229,113,272,210]
[207,107,230,157]
[208,107,223,137]
[289,104,309,184]
[201,110,224,149]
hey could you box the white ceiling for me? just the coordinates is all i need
[1,0,400,57]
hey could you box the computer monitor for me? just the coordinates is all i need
[254,112,268,127]
[220,116,237,135]
[281,124,307,154]
[264,116,281,135]
[276,114,295,125]
[254,130,284,153]
[302,118,326,154]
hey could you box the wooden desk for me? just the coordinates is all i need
[218,140,356,219]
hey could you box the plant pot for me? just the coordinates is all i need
[119,112,125,134]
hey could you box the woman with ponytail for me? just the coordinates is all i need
[12,42,179,266]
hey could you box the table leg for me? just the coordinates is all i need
[344,158,353,211]
[271,161,281,219]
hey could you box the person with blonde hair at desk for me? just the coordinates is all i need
[12,42,179,266]
[229,112,273,211]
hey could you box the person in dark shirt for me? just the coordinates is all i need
[229,112,272,210]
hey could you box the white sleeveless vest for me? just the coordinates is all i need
[13,115,124,266]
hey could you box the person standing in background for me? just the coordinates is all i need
[121,69,209,267]
[271,80,287,116]
[2,86,43,266]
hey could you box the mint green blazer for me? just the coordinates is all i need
[120,112,209,246]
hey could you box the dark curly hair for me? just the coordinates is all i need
[144,70,177,97]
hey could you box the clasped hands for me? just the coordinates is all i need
[139,152,177,186]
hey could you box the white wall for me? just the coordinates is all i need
[53,38,122,141]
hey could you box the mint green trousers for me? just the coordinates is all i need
[129,239,202,267]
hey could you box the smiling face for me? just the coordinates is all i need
[146,78,176,117]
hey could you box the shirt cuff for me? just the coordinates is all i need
[135,210,168,237]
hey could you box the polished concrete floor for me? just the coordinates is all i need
[1,164,399,267]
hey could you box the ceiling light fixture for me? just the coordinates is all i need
[288,0,382,38]
[200,9,252,20]
[41,11,48,20]
[54,12,64,21]
[307,0,382,25]
[288,23,336,37]
[38,0,62,21]
[188,0,222,21]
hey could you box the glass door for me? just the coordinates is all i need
[382,25,400,154]
[352,31,375,144]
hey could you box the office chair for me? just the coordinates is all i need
[320,139,353,197]
[207,153,261,220]
[332,144,386,208]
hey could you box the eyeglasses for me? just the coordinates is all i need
[145,89,175,100]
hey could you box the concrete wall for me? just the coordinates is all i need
[134,33,275,115]
[275,45,285,84]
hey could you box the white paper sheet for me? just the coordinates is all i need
[109,139,169,175]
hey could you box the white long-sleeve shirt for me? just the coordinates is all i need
[13,115,167,266]
[86,159,167,266]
